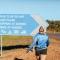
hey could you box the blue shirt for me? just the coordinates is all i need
[29,33,49,49]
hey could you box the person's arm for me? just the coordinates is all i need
[27,35,38,51]
[46,35,50,47]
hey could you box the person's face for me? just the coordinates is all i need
[39,26,44,33]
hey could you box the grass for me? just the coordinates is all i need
[2,35,32,40]
[0,35,32,46]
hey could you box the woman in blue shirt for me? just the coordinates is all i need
[27,26,49,60]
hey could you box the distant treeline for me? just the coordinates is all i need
[47,20,60,32]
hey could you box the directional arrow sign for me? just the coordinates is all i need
[0,14,39,35]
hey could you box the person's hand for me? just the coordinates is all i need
[26,48,33,53]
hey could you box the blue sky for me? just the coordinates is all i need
[0,0,60,20]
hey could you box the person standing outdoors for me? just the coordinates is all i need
[27,26,49,60]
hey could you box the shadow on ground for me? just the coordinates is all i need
[14,58,23,60]
[0,45,29,50]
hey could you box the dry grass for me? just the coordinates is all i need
[0,36,32,46]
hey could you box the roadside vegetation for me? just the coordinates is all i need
[47,20,60,32]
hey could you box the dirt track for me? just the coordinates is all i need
[0,42,60,60]
[46,43,60,60]
[0,48,36,60]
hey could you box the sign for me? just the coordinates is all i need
[0,14,39,35]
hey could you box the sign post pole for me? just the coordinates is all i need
[1,35,2,56]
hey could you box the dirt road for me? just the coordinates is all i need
[0,48,36,60]
[0,42,60,60]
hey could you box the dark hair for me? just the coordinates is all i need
[39,26,44,32]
